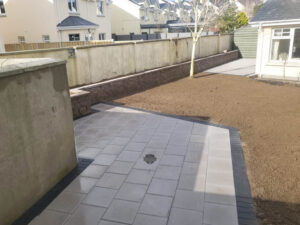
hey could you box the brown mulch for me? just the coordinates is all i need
[115,74,300,225]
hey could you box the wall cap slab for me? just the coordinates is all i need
[0,58,66,78]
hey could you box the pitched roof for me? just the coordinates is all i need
[57,16,98,30]
[251,0,300,23]
[149,0,158,6]
[160,3,169,9]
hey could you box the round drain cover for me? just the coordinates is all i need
[144,154,157,164]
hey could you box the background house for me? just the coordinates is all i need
[110,0,184,36]
[0,0,112,46]
[250,0,300,80]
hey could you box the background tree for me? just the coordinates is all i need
[217,6,238,34]
[177,0,233,78]
[237,11,248,27]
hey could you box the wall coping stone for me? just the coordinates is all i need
[0,58,66,78]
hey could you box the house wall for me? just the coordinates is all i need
[56,0,112,41]
[0,0,112,45]
[0,58,77,225]
[256,26,300,80]
[0,0,59,44]
[110,0,141,35]
[110,0,178,35]
[0,35,233,87]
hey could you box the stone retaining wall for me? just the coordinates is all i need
[71,50,239,118]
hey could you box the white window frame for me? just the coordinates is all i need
[68,0,77,13]
[42,35,50,43]
[99,33,105,40]
[18,36,25,44]
[0,0,5,15]
[69,33,80,42]
[97,0,104,16]
[270,28,300,62]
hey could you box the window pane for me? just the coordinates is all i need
[69,34,79,41]
[0,0,5,14]
[292,29,300,59]
[271,39,290,60]
[72,0,77,11]
[68,0,72,11]
[68,0,77,12]
[97,1,103,15]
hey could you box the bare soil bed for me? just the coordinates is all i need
[115,74,300,225]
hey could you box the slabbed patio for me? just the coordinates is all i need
[27,103,253,225]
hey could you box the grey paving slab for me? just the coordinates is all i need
[204,202,238,225]
[205,184,236,205]
[116,183,147,202]
[117,151,141,162]
[47,191,84,214]
[93,154,117,166]
[181,162,207,177]
[96,173,126,189]
[80,165,107,179]
[35,103,251,225]
[178,174,206,192]
[133,214,168,225]
[82,187,117,207]
[134,156,160,171]
[77,147,102,159]
[28,210,69,225]
[64,204,106,225]
[125,142,147,152]
[110,137,131,146]
[143,147,165,159]
[154,165,181,180]
[139,194,173,217]
[173,190,204,211]
[126,169,154,185]
[159,155,184,167]
[107,161,134,175]
[148,178,177,197]
[65,177,97,194]
[98,220,125,225]
[168,207,203,225]
[102,145,125,155]
[103,200,140,224]
[165,145,188,156]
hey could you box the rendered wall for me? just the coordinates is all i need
[256,27,300,80]
[0,0,112,44]
[0,35,233,87]
[0,59,77,225]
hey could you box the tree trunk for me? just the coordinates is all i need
[190,40,197,78]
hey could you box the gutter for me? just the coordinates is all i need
[250,19,300,27]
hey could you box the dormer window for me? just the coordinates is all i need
[0,0,5,15]
[97,0,104,16]
[68,0,77,13]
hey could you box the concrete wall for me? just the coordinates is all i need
[0,35,233,87]
[256,26,300,80]
[0,58,77,225]
[76,50,239,106]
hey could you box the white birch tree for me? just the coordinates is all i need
[177,0,234,78]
